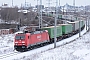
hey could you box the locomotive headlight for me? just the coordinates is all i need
[22,41,25,43]
[15,44,17,45]
[15,42,18,43]
[22,44,25,45]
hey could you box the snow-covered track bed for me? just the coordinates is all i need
[0,51,20,59]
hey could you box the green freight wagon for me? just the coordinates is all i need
[42,26,62,39]
[80,20,83,28]
[58,14,62,19]
[81,20,85,27]
[46,13,53,17]
[79,20,84,28]
[79,20,85,30]
[58,24,72,35]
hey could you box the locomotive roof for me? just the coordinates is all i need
[17,30,46,35]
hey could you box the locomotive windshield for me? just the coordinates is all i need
[15,35,25,40]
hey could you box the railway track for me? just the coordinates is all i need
[0,51,20,59]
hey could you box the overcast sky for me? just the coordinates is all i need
[0,0,90,7]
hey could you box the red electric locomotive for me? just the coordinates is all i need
[14,30,50,51]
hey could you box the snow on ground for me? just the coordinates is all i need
[0,31,24,55]
[1,26,90,60]
[0,34,14,55]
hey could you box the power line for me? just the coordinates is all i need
[40,0,42,29]
[54,0,58,48]
[73,0,75,14]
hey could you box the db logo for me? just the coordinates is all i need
[37,35,41,40]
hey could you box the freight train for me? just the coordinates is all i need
[43,13,84,21]
[14,20,85,51]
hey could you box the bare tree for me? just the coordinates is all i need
[1,7,19,22]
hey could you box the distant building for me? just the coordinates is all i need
[0,19,5,23]
[1,3,9,8]
[0,28,16,35]
[0,29,9,35]
[35,5,44,9]
[85,5,90,12]
[42,7,55,13]
[60,3,85,12]
[18,10,30,14]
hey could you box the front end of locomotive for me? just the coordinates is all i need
[14,34,27,51]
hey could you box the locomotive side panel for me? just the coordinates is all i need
[29,31,50,46]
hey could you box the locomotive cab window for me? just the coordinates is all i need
[15,35,25,40]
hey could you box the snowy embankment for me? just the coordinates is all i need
[0,31,23,55]
[2,27,89,60]
[0,34,14,55]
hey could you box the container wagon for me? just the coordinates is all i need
[42,26,62,42]
[80,20,85,30]
[58,14,62,19]
[67,21,79,34]
[58,24,72,38]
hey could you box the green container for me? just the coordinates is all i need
[82,20,85,27]
[58,14,62,19]
[80,20,82,28]
[59,24,72,34]
[42,26,62,38]
[46,13,53,17]
[80,20,84,28]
